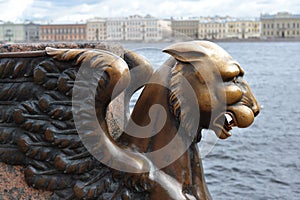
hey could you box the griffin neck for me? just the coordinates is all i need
[117,63,211,199]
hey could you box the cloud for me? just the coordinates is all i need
[1,0,300,23]
[0,0,34,22]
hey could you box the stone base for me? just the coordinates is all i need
[0,162,52,199]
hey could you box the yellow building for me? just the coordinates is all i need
[226,20,260,39]
[198,16,232,40]
[261,12,300,39]
[171,17,261,40]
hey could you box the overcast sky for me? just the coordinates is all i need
[0,0,299,23]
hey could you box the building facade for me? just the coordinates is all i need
[199,21,227,39]
[226,20,260,39]
[106,19,123,41]
[171,19,199,40]
[0,22,25,42]
[199,22,226,39]
[39,24,86,42]
[198,17,233,40]
[1,12,300,43]
[158,19,172,40]
[87,18,107,41]
[24,22,39,42]
[106,15,163,42]
[261,12,300,38]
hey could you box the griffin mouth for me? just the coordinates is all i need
[213,112,237,138]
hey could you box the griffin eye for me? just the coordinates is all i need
[220,63,240,82]
[232,76,238,83]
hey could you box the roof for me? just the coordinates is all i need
[261,12,300,19]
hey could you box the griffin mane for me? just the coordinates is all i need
[168,59,199,141]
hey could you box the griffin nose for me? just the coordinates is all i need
[252,103,260,117]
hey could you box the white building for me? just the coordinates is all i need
[106,15,163,42]
[88,16,153,42]
[24,22,39,42]
[87,18,106,41]
[0,22,25,42]
[106,18,124,41]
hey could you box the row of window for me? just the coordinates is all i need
[40,35,85,40]
[228,23,259,28]
[145,28,158,32]
[200,24,226,28]
[173,22,259,28]
[263,22,300,29]
[88,36,106,40]
[88,28,106,32]
[41,28,85,34]
[107,28,122,32]
[106,21,157,26]
[200,29,226,33]
[125,34,142,38]
[228,29,260,33]
[88,24,106,28]
[126,28,143,31]
[263,30,300,36]
[198,34,223,39]
[106,27,159,32]
[172,22,199,26]
[108,34,123,38]
[146,33,159,37]
[174,29,197,33]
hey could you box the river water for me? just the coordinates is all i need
[123,42,300,200]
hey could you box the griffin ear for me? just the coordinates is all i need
[162,41,209,62]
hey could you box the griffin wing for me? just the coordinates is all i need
[0,46,153,199]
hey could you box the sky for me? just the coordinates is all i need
[0,0,299,23]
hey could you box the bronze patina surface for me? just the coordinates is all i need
[0,41,259,199]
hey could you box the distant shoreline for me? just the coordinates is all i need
[209,38,300,43]
[120,38,300,44]
[1,38,299,47]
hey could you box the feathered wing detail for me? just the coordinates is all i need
[0,47,152,199]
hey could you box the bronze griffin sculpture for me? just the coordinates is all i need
[0,41,259,199]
